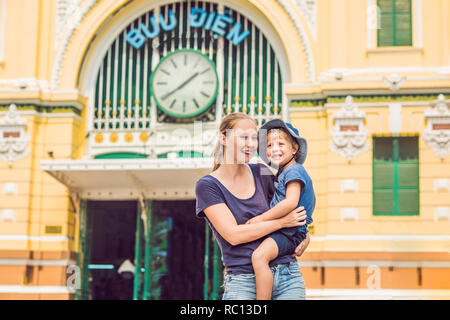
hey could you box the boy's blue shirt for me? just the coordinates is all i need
[270,163,315,234]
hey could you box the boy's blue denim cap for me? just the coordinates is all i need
[258,119,308,166]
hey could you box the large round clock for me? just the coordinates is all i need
[150,49,219,119]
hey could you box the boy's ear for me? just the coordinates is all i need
[293,143,300,156]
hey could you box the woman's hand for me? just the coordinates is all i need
[293,232,310,257]
[279,206,307,229]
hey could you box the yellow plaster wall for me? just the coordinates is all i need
[290,101,450,252]
[0,0,449,297]
[0,114,79,252]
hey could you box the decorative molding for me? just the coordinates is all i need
[383,74,406,91]
[0,78,49,90]
[55,0,83,47]
[51,0,99,90]
[434,207,449,222]
[0,259,76,266]
[0,235,72,242]
[423,94,450,159]
[276,0,315,82]
[389,102,402,135]
[341,179,358,193]
[300,261,450,268]
[0,104,30,166]
[291,93,447,108]
[434,178,449,192]
[1,209,16,223]
[0,285,72,294]
[310,234,450,241]
[329,96,370,160]
[305,289,450,299]
[340,208,359,222]
[87,126,218,160]
[293,0,316,39]
[319,66,450,82]
[2,182,18,195]
[0,104,82,116]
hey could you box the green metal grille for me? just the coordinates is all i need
[93,1,284,129]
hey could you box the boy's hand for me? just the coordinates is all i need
[293,232,310,257]
[245,215,264,224]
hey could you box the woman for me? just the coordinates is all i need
[195,112,310,300]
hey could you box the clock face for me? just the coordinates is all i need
[151,49,219,118]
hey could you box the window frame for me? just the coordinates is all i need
[372,136,420,216]
[377,0,413,47]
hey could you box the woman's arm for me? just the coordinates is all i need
[204,203,306,246]
[247,180,302,224]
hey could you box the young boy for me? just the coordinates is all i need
[246,119,315,300]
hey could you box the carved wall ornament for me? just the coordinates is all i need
[423,94,450,159]
[293,0,317,38]
[276,0,316,81]
[383,74,406,91]
[52,0,99,90]
[329,96,370,160]
[0,104,30,165]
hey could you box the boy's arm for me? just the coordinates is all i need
[247,180,302,223]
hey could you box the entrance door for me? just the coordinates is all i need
[75,199,222,300]
[88,201,137,300]
[150,200,205,299]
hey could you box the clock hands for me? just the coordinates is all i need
[161,72,200,101]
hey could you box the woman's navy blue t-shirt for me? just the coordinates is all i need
[195,163,295,274]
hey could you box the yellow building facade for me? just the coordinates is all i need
[0,0,449,299]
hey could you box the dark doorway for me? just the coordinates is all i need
[88,201,137,300]
[151,200,205,299]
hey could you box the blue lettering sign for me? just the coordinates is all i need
[140,17,160,39]
[125,29,146,49]
[211,13,233,37]
[226,22,250,46]
[204,11,216,30]
[159,10,177,31]
[126,8,250,49]
[189,8,207,27]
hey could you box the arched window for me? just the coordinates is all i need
[92,1,285,132]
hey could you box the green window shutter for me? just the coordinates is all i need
[374,190,394,214]
[373,137,393,161]
[373,138,395,215]
[374,164,394,188]
[373,137,419,216]
[395,13,412,46]
[378,15,395,46]
[378,0,412,47]
[397,164,418,187]
[398,137,418,161]
[398,189,419,214]
[397,136,419,215]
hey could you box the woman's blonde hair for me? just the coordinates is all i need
[212,113,257,171]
